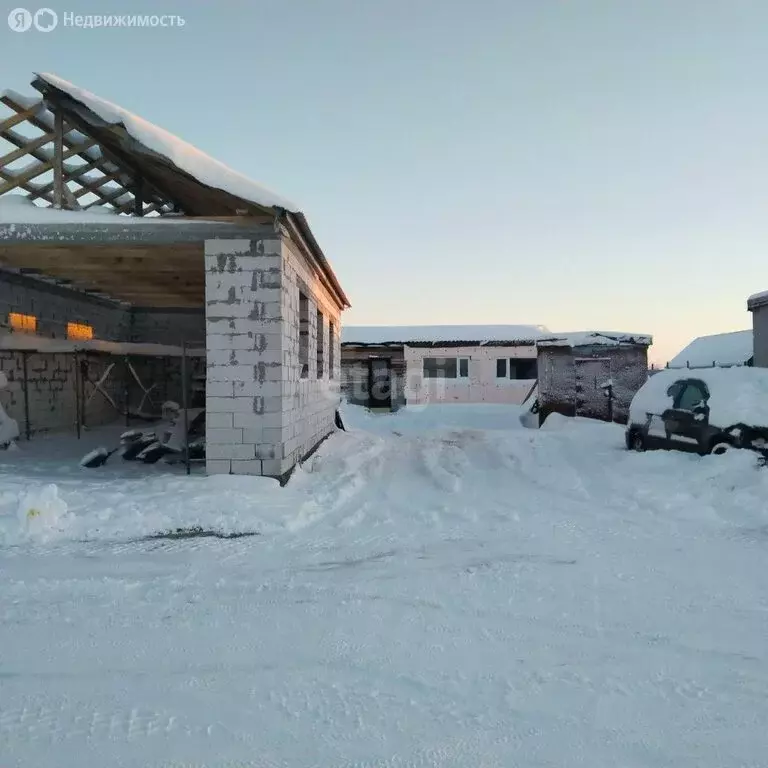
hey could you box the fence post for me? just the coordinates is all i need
[21,351,30,440]
[181,340,190,476]
[73,351,81,439]
[124,355,131,427]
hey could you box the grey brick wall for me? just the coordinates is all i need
[130,308,205,346]
[537,344,648,424]
[0,351,126,436]
[0,271,130,341]
[0,272,204,436]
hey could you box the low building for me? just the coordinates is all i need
[535,331,652,424]
[0,72,349,479]
[667,330,753,369]
[341,325,547,409]
[747,291,768,367]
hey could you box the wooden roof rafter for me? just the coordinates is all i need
[0,92,178,216]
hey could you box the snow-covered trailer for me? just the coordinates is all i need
[535,332,652,425]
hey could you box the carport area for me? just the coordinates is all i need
[1,72,349,478]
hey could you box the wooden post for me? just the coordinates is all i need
[79,357,88,432]
[74,351,81,439]
[181,340,190,476]
[124,356,131,427]
[21,351,30,440]
[134,177,143,217]
[53,111,65,209]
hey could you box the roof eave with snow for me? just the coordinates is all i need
[536,331,653,349]
[747,291,768,311]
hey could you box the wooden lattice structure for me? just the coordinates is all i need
[0,74,349,312]
[0,90,177,216]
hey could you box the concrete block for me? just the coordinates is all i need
[237,349,282,366]
[233,380,282,398]
[232,413,266,429]
[207,365,258,383]
[242,427,263,444]
[207,428,244,444]
[205,381,235,397]
[255,444,278,460]
[262,427,283,443]
[262,396,283,414]
[261,458,290,477]
[206,443,256,461]
[234,254,282,271]
[206,459,232,475]
[230,459,264,475]
[204,239,252,257]
[207,349,239,366]
[206,412,233,429]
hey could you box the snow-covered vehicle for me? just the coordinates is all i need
[626,367,768,457]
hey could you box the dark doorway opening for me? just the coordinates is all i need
[368,358,392,409]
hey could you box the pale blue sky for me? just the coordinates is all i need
[2,0,767,364]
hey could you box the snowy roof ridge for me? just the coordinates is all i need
[342,324,550,345]
[536,331,653,348]
[667,329,753,369]
[34,72,301,214]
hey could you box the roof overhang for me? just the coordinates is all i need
[0,74,350,310]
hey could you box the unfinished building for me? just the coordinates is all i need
[0,72,349,478]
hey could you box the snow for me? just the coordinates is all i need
[747,289,768,305]
[667,329,753,368]
[536,330,653,347]
[629,366,768,428]
[0,89,44,110]
[1,407,768,766]
[36,73,301,214]
[0,369,19,446]
[0,194,211,227]
[342,324,550,345]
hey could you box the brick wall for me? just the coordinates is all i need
[280,236,342,472]
[0,272,204,436]
[0,351,126,436]
[204,235,344,479]
[538,344,649,424]
[0,271,130,340]
[130,308,205,346]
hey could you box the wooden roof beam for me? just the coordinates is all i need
[0,100,44,132]
[0,131,55,167]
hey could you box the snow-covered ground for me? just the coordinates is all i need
[1,405,768,767]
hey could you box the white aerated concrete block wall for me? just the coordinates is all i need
[279,238,341,475]
[205,237,285,476]
[204,236,342,478]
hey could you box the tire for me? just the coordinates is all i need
[709,441,731,456]
[629,430,645,452]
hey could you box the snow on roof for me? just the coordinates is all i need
[629,366,768,429]
[342,325,550,345]
[667,330,753,369]
[536,331,652,348]
[747,290,768,309]
[0,195,219,229]
[36,73,300,214]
